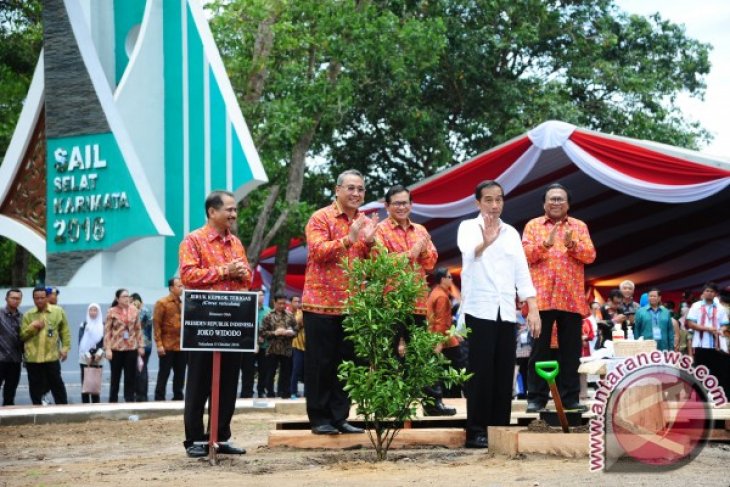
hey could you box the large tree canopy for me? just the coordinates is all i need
[0,0,713,290]
[326,0,712,199]
[208,0,711,293]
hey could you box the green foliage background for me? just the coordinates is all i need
[0,0,715,286]
[0,1,43,286]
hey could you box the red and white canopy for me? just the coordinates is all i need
[260,121,730,295]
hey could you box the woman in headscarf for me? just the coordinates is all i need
[78,303,105,403]
[104,289,144,403]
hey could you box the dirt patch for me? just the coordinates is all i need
[526,419,589,433]
[0,412,727,486]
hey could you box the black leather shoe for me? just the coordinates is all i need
[217,443,246,455]
[465,434,488,449]
[335,421,365,434]
[423,400,457,416]
[563,403,589,413]
[186,444,209,458]
[526,402,546,413]
[312,424,340,435]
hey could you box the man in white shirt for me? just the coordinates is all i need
[457,180,541,449]
[687,282,729,353]
[686,282,730,396]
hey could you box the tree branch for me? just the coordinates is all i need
[244,9,279,103]
[246,184,280,268]
[261,208,289,253]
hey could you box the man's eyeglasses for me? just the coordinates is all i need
[389,201,410,208]
[548,197,567,204]
[338,185,366,194]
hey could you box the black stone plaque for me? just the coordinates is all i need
[180,290,258,352]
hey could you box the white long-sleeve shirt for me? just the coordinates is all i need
[687,300,729,351]
[457,216,536,323]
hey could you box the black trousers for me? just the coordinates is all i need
[694,348,730,395]
[304,312,354,427]
[135,350,150,401]
[442,344,468,398]
[267,354,293,398]
[393,314,426,357]
[155,351,187,400]
[464,313,516,437]
[239,352,256,398]
[0,361,21,405]
[109,350,137,403]
[183,351,242,448]
[80,364,101,403]
[290,348,306,397]
[26,361,68,405]
[257,348,274,397]
[527,310,582,406]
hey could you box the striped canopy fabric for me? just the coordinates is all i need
[260,121,730,296]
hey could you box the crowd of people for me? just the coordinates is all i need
[1,172,729,457]
[0,284,188,406]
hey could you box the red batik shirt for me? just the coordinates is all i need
[302,201,373,315]
[522,216,596,316]
[427,286,459,348]
[179,224,252,291]
[375,217,438,315]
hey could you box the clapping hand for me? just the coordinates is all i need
[362,214,379,244]
[349,214,380,245]
[544,221,561,248]
[409,234,431,260]
[563,227,574,248]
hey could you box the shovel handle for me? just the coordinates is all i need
[535,360,560,383]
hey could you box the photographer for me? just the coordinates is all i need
[600,289,631,338]
[618,280,640,337]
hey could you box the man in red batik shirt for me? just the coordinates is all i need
[179,190,252,458]
[302,169,378,435]
[375,185,452,415]
[522,183,595,413]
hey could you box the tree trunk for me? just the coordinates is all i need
[270,232,291,295]
[244,12,278,103]
[246,184,280,268]
[11,244,29,287]
[375,422,387,461]
[259,50,342,293]
[269,117,320,295]
[239,9,279,264]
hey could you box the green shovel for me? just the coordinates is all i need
[535,361,570,433]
